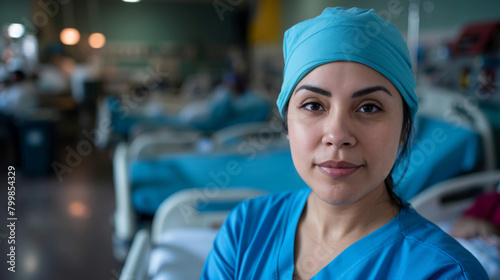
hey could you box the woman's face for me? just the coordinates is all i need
[287,62,404,206]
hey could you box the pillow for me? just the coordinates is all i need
[149,228,219,280]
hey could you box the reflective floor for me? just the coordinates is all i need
[0,122,123,280]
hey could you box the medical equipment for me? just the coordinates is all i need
[119,187,266,280]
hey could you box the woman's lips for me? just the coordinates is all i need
[316,160,361,179]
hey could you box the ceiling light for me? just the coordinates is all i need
[89,32,106,49]
[7,23,25,38]
[60,28,80,45]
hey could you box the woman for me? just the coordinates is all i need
[202,7,487,279]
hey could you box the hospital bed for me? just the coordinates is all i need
[95,94,190,149]
[111,121,301,261]
[120,171,500,280]
[96,88,272,149]
[113,85,495,261]
[119,187,266,280]
[211,120,288,151]
[393,85,496,201]
[411,170,500,223]
[416,84,495,171]
[410,170,500,279]
[112,127,207,260]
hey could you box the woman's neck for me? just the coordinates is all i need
[303,184,399,242]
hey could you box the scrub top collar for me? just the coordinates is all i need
[277,188,408,279]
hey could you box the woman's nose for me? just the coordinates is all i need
[321,114,356,148]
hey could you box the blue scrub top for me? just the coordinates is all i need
[202,189,488,279]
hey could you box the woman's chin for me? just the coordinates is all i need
[312,187,360,206]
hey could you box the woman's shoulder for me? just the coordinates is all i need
[395,207,488,279]
[398,206,467,250]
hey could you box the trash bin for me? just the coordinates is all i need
[17,111,58,176]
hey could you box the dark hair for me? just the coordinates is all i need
[282,99,413,209]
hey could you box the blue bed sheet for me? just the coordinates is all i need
[107,90,271,138]
[129,115,483,214]
[130,150,308,215]
[393,115,482,201]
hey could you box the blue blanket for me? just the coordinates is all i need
[107,90,271,138]
[129,116,482,215]
[393,115,482,201]
[130,150,307,215]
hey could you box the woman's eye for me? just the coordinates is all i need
[302,102,324,111]
[358,104,382,113]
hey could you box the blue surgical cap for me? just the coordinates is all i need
[277,7,418,121]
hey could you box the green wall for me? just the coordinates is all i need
[0,0,31,25]
[0,0,242,53]
[3,0,498,46]
[94,1,240,44]
[418,0,500,32]
[282,0,500,36]
[0,0,241,45]
[282,0,408,32]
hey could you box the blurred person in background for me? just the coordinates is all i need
[0,68,37,166]
[0,69,37,116]
[178,70,270,131]
[451,191,500,278]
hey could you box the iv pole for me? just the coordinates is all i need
[408,0,421,82]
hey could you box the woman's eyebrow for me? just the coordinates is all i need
[294,85,331,97]
[294,85,392,98]
[352,86,392,98]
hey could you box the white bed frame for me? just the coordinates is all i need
[416,85,496,170]
[113,85,496,262]
[111,121,284,261]
[410,170,500,222]
[112,130,202,261]
[119,187,266,280]
[211,121,288,151]
[121,171,500,280]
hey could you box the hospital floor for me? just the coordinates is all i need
[0,118,124,280]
